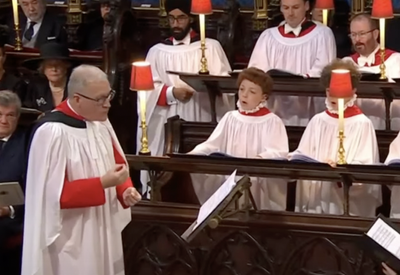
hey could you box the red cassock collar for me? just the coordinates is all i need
[239,107,271,116]
[56,100,86,121]
[325,105,363,118]
[350,48,396,67]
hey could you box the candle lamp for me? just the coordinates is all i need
[329,69,353,165]
[191,0,213,74]
[314,0,334,26]
[130,61,155,155]
[11,0,22,51]
[371,0,393,80]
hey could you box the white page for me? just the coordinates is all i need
[367,218,400,259]
[193,170,237,231]
[0,182,25,207]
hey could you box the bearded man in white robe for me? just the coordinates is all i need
[189,67,289,209]
[140,0,233,195]
[21,65,142,275]
[342,13,400,130]
[248,0,336,126]
[291,59,381,217]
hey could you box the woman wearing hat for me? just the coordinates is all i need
[21,42,76,112]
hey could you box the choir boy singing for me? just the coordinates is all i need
[248,0,336,126]
[189,68,289,209]
[141,0,233,194]
[292,60,381,217]
[343,13,400,130]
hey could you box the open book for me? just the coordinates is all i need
[289,153,321,163]
[361,215,400,273]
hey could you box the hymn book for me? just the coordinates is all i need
[362,215,400,273]
[181,170,239,241]
[0,182,24,207]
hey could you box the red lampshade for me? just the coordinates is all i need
[191,0,213,15]
[329,69,353,98]
[371,0,393,19]
[130,62,154,91]
[315,0,334,10]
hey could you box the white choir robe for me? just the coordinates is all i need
[384,132,400,218]
[188,110,289,210]
[140,33,234,194]
[343,48,400,130]
[21,102,132,275]
[292,107,381,217]
[248,21,336,126]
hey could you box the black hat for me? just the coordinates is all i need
[22,42,75,70]
[0,25,10,48]
[165,0,191,15]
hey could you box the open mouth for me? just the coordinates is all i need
[331,101,337,105]
[241,100,247,105]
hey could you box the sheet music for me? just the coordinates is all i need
[367,218,400,259]
[193,170,237,231]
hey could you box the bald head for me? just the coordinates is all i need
[349,13,379,57]
[68,65,109,98]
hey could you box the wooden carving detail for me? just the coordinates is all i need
[124,225,198,275]
[123,220,383,275]
[202,230,274,275]
[217,0,241,67]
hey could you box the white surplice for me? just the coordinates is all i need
[385,132,400,218]
[188,110,289,210]
[22,119,131,275]
[343,47,400,130]
[248,21,336,126]
[140,34,234,194]
[292,109,381,217]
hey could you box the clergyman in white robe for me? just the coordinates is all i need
[140,30,234,194]
[343,47,400,130]
[384,132,400,218]
[188,103,289,210]
[292,97,381,217]
[21,100,135,275]
[248,20,336,126]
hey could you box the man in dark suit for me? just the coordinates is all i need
[0,90,27,269]
[7,0,67,48]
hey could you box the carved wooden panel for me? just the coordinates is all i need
[123,204,384,275]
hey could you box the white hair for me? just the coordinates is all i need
[67,65,109,98]
[0,90,21,115]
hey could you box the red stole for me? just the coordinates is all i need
[239,107,271,116]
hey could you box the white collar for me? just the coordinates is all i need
[27,16,43,25]
[283,18,306,37]
[325,95,357,114]
[66,100,84,119]
[0,135,11,142]
[172,29,192,46]
[357,45,380,66]
[236,100,268,114]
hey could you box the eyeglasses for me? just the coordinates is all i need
[348,29,376,39]
[76,90,115,105]
[167,15,189,24]
[0,113,17,121]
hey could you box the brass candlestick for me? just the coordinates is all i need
[379,48,387,79]
[337,129,347,165]
[198,14,209,75]
[14,23,22,51]
[199,39,209,74]
[138,91,150,155]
